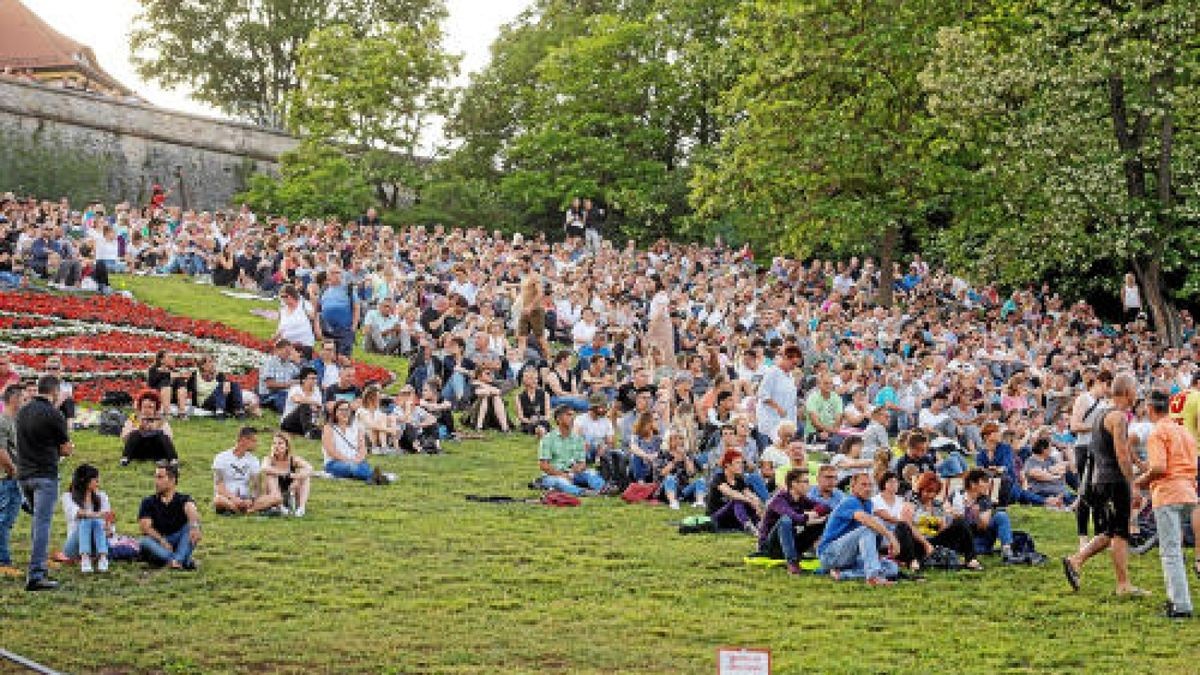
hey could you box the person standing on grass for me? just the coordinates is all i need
[17,375,74,591]
[0,384,26,577]
[213,427,282,515]
[138,462,202,570]
[817,472,899,586]
[1063,373,1146,596]
[756,345,800,442]
[1134,390,1198,619]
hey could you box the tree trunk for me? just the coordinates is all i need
[1131,255,1180,347]
[877,221,899,308]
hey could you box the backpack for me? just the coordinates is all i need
[1010,530,1046,565]
[98,409,127,436]
[678,514,716,534]
[541,491,581,507]
[597,452,631,492]
[923,545,962,571]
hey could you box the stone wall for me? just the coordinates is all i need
[0,78,298,208]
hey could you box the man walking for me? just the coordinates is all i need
[0,384,26,576]
[1063,372,1144,596]
[1136,390,1197,618]
[16,375,74,590]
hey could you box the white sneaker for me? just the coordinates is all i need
[80,556,94,574]
[97,556,109,573]
[693,499,706,509]
[669,501,681,510]
[294,507,305,517]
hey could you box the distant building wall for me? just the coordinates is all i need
[0,78,298,208]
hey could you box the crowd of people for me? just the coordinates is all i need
[1,190,1199,618]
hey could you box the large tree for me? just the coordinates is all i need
[921,0,1199,342]
[691,0,974,303]
[130,0,444,128]
[288,20,458,207]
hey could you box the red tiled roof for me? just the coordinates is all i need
[0,0,132,95]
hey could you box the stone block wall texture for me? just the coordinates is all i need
[0,79,298,208]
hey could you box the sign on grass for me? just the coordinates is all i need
[717,647,771,675]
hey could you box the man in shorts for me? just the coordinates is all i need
[1063,372,1145,596]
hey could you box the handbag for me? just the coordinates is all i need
[620,481,660,504]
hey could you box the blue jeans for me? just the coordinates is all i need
[549,395,590,412]
[662,476,706,502]
[0,478,21,565]
[139,524,195,566]
[325,460,374,482]
[540,471,605,496]
[819,526,898,581]
[1154,503,1195,613]
[19,477,58,581]
[442,372,470,408]
[202,382,244,414]
[973,510,1014,553]
[260,390,289,413]
[64,519,109,558]
[0,271,23,288]
[745,471,771,502]
[630,454,655,482]
[937,452,969,478]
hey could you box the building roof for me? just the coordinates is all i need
[0,0,133,96]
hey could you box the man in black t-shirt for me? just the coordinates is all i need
[17,376,75,590]
[138,463,202,570]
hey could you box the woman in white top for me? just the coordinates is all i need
[92,224,124,273]
[62,464,113,573]
[275,284,319,358]
[871,470,932,572]
[645,279,675,368]
[322,400,387,483]
[355,385,398,453]
[1121,272,1141,324]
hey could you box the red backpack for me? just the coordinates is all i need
[541,491,581,507]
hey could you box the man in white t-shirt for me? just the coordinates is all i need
[212,427,281,514]
[574,394,616,463]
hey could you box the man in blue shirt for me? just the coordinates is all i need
[319,267,359,357]
[817,472,899,586]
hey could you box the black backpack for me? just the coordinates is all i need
[923,546,962,571]
[98,409,127,436]
[1010,530,1046,565]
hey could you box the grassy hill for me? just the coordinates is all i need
[1,277,1192,673]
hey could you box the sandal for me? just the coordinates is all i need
[1062,557,1081,592]
[1115,586,1150,598]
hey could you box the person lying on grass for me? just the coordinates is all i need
[213,426,282,515]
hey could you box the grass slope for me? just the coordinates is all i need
[1,279,1193,674]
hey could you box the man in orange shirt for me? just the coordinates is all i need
[1135,390,1198,619]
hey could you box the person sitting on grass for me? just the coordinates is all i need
[953,468,1025,564]
[138,462,202,570]
[871,470,932,573]
[707,449,764,535]
[537,406,606,496]
[119,390,178,466]
[257,339,301,413]
[1022,437,1072,507]
[757,468,829,575]
[831,435,874,489]
[146,351,195,418]
[322,400,390,484]
[469,363,512,432]
[194,355,246,418]
[280,367,323,440]
[514,367,552,436]
[911,471,983,571]
[61,463,112,574]
[392,385,441,453]
[658,431,706,510]
[816,472,900,586]
[356,385,399,454]
[808,464,846,511]
[758,420,798,491]
[627,412,662,483]
[213,427,282,515]
[260,432,312,517]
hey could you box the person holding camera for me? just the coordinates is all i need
[119,390,178,466]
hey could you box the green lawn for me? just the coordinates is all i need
[1,280,1194,674]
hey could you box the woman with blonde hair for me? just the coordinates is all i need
[355,385,398,453]
[260,432,314,517]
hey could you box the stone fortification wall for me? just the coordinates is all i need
[0,78,298,207]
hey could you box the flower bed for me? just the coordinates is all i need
[0,291,394,402]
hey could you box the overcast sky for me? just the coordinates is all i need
[22,0,530,131]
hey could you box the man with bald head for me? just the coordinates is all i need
[1063,372,1145,596]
